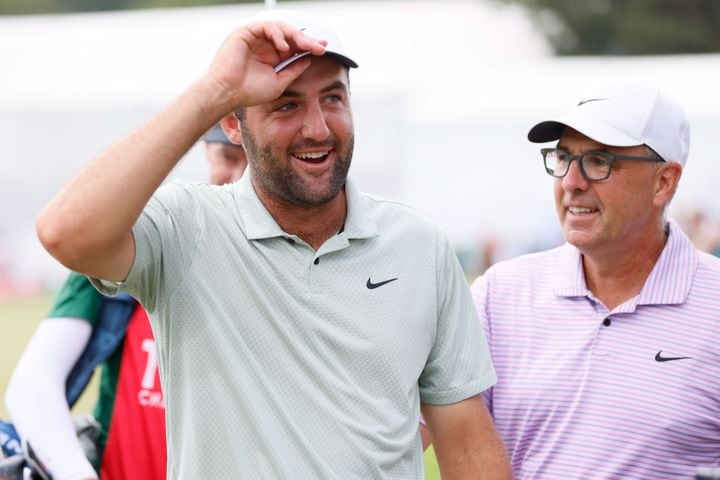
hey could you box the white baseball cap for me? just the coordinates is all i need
[251,10,358,73]
[528,81,690,166]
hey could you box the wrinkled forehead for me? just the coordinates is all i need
[282,56,350,93]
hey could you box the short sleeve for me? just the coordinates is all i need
[470,272,494,412]
[47,272,103,327]
[92,181,204,314]
[418,236,497,405]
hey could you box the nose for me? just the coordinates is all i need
[301,101,331,142]
[561,158,590,192]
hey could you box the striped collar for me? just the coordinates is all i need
[554,218,697,308]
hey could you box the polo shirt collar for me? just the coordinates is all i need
[342,179,379,239]
[636,219,697,306]
[554,218,697,306]
[554,244,587,298]
[233,173,378,241]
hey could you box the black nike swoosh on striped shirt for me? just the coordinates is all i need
[654,350,692,362]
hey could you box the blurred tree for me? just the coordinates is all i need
[0,0,61,15]
[59,0,137,12]
[0,0,259,15]
[496,0,720,54]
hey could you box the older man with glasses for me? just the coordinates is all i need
[470,80,720,479]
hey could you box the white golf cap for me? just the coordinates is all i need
[251,10,358,73]
[528,81,690,166]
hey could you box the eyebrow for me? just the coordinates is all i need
[281,80,349,99]
[556,143,611,153]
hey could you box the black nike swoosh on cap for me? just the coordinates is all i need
[654,350,692,362]
[577,97,609,106]
[366,277,398,289]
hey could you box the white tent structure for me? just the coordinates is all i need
[1,0,718,288]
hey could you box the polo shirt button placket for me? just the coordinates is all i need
[308,255,322,293]
[592,313,612,357]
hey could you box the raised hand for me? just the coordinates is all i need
[205,19,328,111]
[35,15,331,283]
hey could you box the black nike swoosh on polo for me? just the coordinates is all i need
[366,277,398,289]
[577,97,608,106]
[654,350,692,362]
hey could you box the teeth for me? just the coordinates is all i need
[569,207,596,214]
[295,151,328,159]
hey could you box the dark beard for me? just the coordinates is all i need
[242,125,354,206]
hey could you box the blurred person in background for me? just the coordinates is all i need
[682,209,720,257]
[1,125,245,480]
[472,81,720,478]
[33,9,509,479]
[203,122,248,184]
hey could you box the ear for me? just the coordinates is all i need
[219,113,244,146]
[653,162,682,209]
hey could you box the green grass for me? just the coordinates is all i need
[0,294,441,477]
[424,446,441,479]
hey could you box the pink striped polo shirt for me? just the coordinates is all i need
[471,219,720,479]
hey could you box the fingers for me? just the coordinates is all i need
[274,55,313,88]
[204,18,330,112]
[259,21,291,52]
[250,20,327,58]
[273,21,327,55]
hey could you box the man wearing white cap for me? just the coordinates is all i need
[471,80,720,478]
[35,9,510,479]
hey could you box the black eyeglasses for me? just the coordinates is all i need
[541,147,664,182]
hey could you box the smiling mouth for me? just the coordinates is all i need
[293,151,331,164]
[568,206,598,215]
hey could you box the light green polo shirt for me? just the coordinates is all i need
[97,173,496,479]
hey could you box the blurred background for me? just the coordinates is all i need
[1,0,719,295]
[1,1,718,477]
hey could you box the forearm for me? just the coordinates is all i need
[434,431,509,479]
[36,79,232,280]
[37,19,327,281]
[5,319,97,480]
[422,397,511,480]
